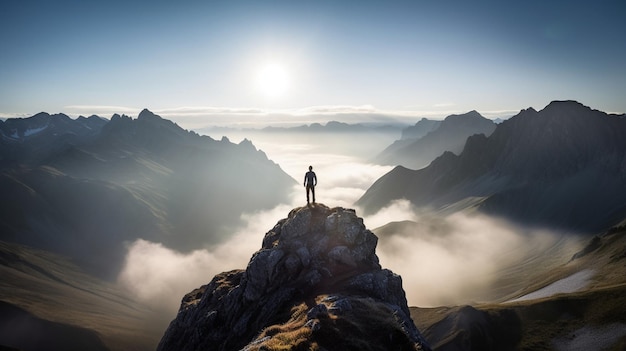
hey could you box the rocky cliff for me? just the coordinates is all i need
[158,204,431,351]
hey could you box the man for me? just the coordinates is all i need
[304,165,317,203]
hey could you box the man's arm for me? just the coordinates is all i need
[313,173,317,186]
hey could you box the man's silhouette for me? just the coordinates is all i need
[304,165,317,203]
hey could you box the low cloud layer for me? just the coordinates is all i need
[118,203,295,312]
[117,129,581,313]
[371,201,583,306]
[118,196,581,312]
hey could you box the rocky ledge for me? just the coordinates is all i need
[157,204,431,351]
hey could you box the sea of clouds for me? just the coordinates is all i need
[117,129,582,313]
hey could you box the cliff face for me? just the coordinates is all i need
[158,204,431,351]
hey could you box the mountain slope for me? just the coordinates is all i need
[411,225,626,350]
[358,101,626,232]
[400,118,442,140]
[375,111,496,169]
[0,109,295,278]
[0,240,164,351]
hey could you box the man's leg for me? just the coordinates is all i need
[306,186,310,203]
[311,186,315,202]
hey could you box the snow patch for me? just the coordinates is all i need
[508,269,595,302]
[24,124,49,137]
[7,125,49,139]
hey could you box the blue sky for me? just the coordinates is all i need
[1,0,625,126]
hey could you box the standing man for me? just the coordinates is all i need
[304,165,317,203]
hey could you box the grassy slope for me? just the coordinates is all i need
[0,241,166,351]
[410,227,626,350]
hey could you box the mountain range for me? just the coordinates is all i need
[200,120,404,138]
[359,101,626,233]
[374,111,496,169]
[3,101,626,350]
[0,109,295,278]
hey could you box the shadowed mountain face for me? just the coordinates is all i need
[375,111,496,170]
[0,301,110,351]
[400,118,442,141]
[358,101,626,233]
[0,240,165,351]
[0,109,295,279]
[158,204,431,351]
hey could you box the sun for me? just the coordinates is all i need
[256,63,290,98]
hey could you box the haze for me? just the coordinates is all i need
[118,127,584,312]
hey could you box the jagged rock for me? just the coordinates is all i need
[158,204,431,351]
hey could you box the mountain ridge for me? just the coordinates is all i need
[0,109,295,279]
[374,110,496,169]
[358,101,626,232]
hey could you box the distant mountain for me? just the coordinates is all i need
[201,120,405,135]
[0,112,107,165]
[158,204,431,351]
[358,101,626,233]
[374,111,496,169]
[400,118,441,140]
[0,109,295,278]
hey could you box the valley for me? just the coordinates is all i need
[1,101,626,350]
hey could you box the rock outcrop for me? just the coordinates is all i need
[158,204,431,351]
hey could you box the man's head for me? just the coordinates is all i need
[309,166,313,171]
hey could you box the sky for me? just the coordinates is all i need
[1,0,625,127]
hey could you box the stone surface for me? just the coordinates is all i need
[157,204,431,351]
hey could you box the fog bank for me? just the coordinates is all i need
[371,201,582,306]
[117,129,582,311]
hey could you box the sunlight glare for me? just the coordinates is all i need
[256,63,290,98]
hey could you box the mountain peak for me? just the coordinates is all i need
[158,204,431,351]
[137,108,163,121]
[443,110,486,123]
[544,99,587,109]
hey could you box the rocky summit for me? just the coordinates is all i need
[157,204,431,351]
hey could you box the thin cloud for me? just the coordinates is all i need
[64,105,141,116]
[372,207,582,307]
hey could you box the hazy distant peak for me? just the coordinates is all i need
[110,113,132,122]
[137,108,162,121]
[443,110,486,122]
[544,100,587,110]
[238,138,256,149]
[520,107,538,114]
[31,112,71,121]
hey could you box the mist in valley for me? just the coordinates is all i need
[117,127,583,314]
